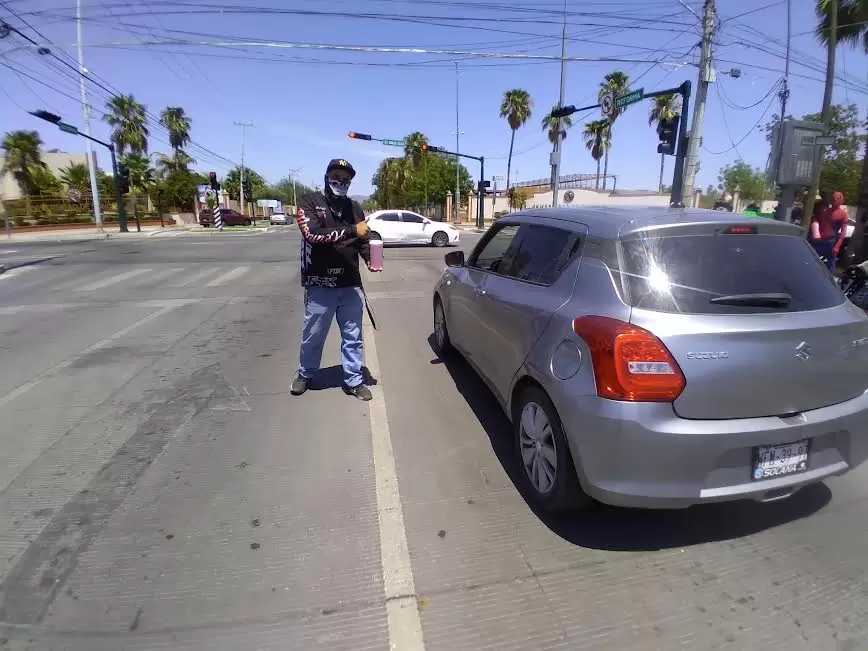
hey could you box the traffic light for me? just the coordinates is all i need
[421,144,442,153]
[29,110,62,124]
[209,171,219,191]
[241,179,249,197]
[656,114,680,155]
[348,131,372,140]
[479,180,491,193]
[550,105,577,119]
[117,162,130,193]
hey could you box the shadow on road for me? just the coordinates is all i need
[428,334,832,552]
[308,364,379,390]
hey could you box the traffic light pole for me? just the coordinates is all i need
[29,110,128,232]
[550,79,691,208]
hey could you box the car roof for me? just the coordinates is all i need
[501,206,803,240]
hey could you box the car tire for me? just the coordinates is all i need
[850,285,868,310]
[514,386,591,513]
[370,231,382,242]
[433,296,454,357]
[245,219,252,226]
[431,231,449,248]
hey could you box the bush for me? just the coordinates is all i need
[13,217,28,227]
[35,218,52,226]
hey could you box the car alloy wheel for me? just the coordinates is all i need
[518,401,558,495]
[432,231,449,248]
[433,298,453,355]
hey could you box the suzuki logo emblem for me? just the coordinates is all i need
[794,341,811,360]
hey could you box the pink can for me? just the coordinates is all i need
[369,239,384,271]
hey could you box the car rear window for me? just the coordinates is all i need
[615,233,844,314]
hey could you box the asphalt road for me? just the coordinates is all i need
[0,228,866,651]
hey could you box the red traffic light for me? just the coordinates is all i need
[348,131,372,141]
[209,171,217,179]
[421,144,441,153]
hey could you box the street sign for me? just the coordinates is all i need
[381,139,405,147]
[614,88,644,110]
[601,92,614,117]
[814,135,836,146]
[58,122,79,135]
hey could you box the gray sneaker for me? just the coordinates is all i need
[290,376,309,396]
[342,383,372,401]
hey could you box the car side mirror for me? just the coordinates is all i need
[444,251,464,267]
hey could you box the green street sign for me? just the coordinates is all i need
[58,122,79,135]
[381,138,405,147]
[614,88,644,110]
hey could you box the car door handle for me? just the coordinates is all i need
[473,288,486,297]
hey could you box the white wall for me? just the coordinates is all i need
[0,152,90,200]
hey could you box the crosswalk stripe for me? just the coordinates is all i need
[205,266,250,287]
[130,267,183,287]
[0,266,36,282]
[76,268,152,291]
[167,267,220,287]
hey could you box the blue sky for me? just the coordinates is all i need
[1,0,866,197]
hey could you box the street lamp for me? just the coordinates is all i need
[29,109,128,233]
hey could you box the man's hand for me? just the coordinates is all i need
[355,220,369,238]
[833,242,842,256]
[366,261,382,273]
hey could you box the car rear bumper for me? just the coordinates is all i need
[553,388,868,509]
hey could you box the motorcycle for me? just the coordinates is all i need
[838,261,868,310]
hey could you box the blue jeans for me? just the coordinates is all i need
[298,285,364,387]
[811,238,838,272]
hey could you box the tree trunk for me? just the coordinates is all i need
[658,153,666,193]
[595,159,601,189]
[602,150,610,191]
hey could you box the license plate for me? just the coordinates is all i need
[752,439,810,481]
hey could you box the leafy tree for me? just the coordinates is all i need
[541,106,573,145]
[155,150,196,176]
[1,130,45,201]
[222,167,267,202]
[648,94,681,193]
[59,162,91,191]
[121,152,155,219]
[598,71,630,189]
[267,175,314,206]
[582,119,609,190]
[29,165,62,196]
[509,188,529,210]
[718,161,766,202]
[153,170,205,211]
[499,89,533,191]
[103,94,149,156]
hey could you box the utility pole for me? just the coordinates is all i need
[772,0,792,222]
[551,0,569,209]
[680,0,715,207]
[76,0,102,232]
[802,0,836,228]
[454,62,461,223]
[288,167,301,212]
[234,120,253,216]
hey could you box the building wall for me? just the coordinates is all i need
[0,151,91,200]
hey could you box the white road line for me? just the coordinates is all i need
[364,316,426,651]
[0,305,177,408]
[168,266,219,287]
[77,268,152,291]
[205,265,250,287]
[0,250,18,255]
[132,267,183,286]
[0,266,36,281]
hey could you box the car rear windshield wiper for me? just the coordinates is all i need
[709,292,792,307]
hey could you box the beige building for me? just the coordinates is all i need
[0,151,91,200]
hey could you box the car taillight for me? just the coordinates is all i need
[572,315,685,402]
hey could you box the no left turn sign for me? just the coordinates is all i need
[601,92,614,118]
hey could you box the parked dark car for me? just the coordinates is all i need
[199,209,251,227]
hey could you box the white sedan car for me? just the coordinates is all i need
[269,212,289,225]
[366,210,460,247]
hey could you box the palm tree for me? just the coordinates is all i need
[582,120,609,190]
[159,107,192,153]
[59,162,91,191]
[815,0,868,256]
[499,89,533,191]
[541,106,573,145]
[121,152,155,219]
[648,94,682,193]
[1,130,45,201]
[103,94,149,156]
[598,71,630,189]
[155,150,195,176]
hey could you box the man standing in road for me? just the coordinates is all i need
[810,190,849,272]
[291,158,379,401]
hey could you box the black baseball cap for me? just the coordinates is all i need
[326,158,356,179]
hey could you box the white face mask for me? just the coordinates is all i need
[327,178,351,197]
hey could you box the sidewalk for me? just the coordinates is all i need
[1,225,198,243]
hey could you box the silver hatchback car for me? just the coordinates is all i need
[433,207,868,511]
